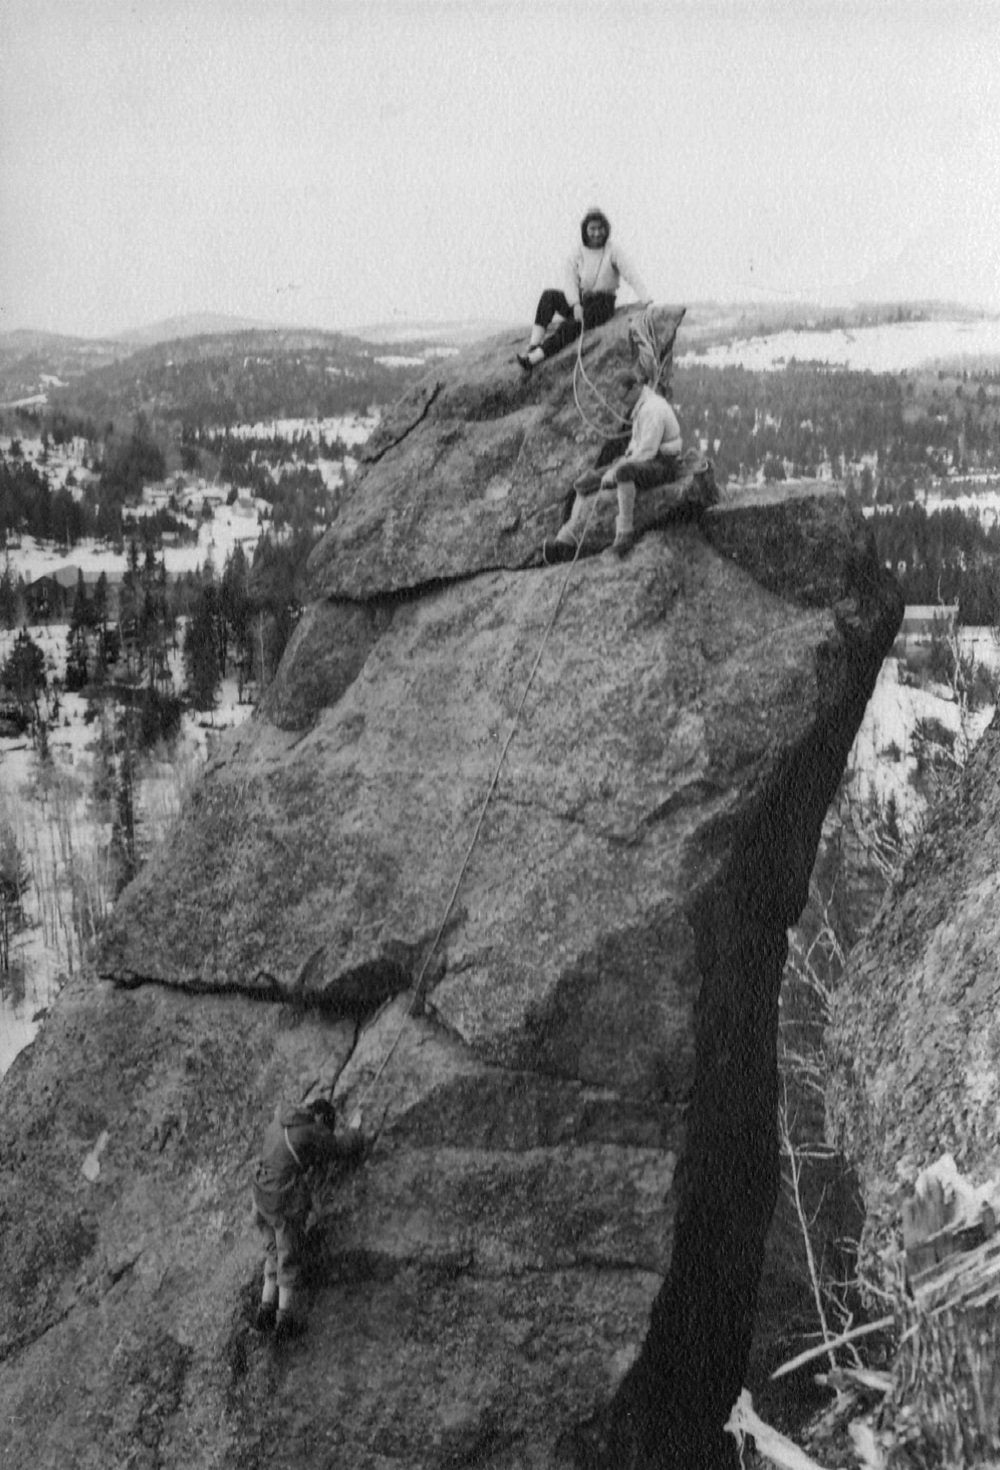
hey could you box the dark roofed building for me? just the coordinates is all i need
[27,565,124,620]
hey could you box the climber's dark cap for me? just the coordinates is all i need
[308,1097,337,1129]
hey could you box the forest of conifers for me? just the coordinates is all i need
[6,349,1000,621]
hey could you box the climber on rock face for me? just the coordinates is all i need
[250,1096,363,1341]
[516,206,651,372]
[543,368,683,563]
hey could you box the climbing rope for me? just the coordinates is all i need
[629,305,675,395]
[572,317,632,438]
[343,494,601,1130]
[335,310,671,1130]
[570,304,677,438]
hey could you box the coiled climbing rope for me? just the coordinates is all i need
[572,323,631,438]
[570,303,672,436]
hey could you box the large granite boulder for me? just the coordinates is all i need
[0,312,901,1469]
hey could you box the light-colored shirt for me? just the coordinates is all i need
[625,386,682,461]
[563,239,650,307]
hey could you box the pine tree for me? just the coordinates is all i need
[119,539,144,683]
[92,571,111,672]
[183,589,222,711]
[221,545,253,699]
[109,725,138,895]
[65,571,91,692]
[0,819,29,973]
[3,628,46,725]
[0,561,17,631]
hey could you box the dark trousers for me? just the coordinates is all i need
[254,1203,307,1310]
[573,455,679,495]
[534,289,616,358]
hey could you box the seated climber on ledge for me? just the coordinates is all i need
[251,1096,363,1341]
[543,368,682,563]
[516,205,651,372]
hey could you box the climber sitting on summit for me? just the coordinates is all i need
[543,366,682,563]
[516,206,651,372]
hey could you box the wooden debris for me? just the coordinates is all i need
[883,1240,1000,1466]
[883,1163,1000,1466]
[848,1420,886,1470]
[770,1317,893,1381]
[817,1365,893,1398]
[724,1390,844,1470]
[769,1156,1000,1465]
[902,1152,997,1277]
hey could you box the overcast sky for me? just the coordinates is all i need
[2,0,999,339]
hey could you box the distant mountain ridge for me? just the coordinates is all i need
[4,300,1000,428]
[0,312,514,353]
[356,317,518,345]
[3,300,996,355]
[115,312,297,345]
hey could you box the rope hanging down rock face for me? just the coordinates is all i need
[342,495,601,1131]
[321,308,681,1130]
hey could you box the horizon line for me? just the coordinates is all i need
[4,296,1000,346]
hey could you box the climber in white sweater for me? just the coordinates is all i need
[517,206,651,371]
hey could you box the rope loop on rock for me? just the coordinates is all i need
[629,305,673,394]
[571,304,677,439]
[572,318,632,439]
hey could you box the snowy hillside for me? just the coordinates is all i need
[847,653,994,837]
[680,317,1000,373]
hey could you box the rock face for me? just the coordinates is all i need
[0,312,901,1469]
[828,716,1000,1273]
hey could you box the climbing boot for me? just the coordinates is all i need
[542,537,576,566]
[254,1299,277,1332]
[612,531,635,559]
[275,1307,306,1343]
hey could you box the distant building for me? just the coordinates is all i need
[27,565,124,620]
[900,605,958,638]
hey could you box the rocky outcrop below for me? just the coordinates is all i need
[0,310,901,1469]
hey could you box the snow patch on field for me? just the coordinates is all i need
[0,619,253,1074]
[680,318,1000,373]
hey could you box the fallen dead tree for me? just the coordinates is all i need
[755,1154,1000,1469]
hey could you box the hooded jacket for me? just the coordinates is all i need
[251,1103,362,1218]
[563,207,650,309]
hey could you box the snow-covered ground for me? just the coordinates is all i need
[846,654,993,837]
[203,412,377,448]
[4,505,261,585]
[918,488,1000,529]
[1,411,377,530]
[0,413,390,1073]
[847,618,999,836]
[680,318,1000,373]
[0,620,253,1075]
